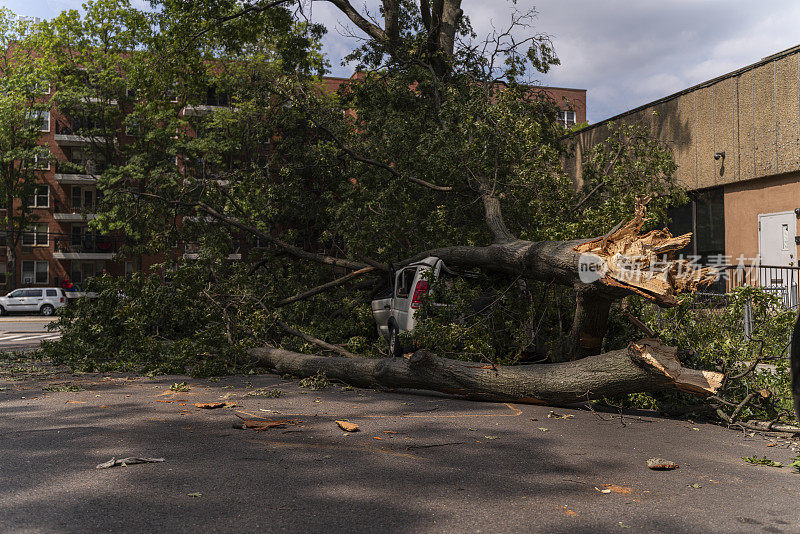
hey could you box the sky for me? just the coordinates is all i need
[7,0,800,123]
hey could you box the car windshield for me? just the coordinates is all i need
[8,290,24,298]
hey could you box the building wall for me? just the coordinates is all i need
[723,171,800,261]
[564,46,800,263]
[539,87,587,124]
[566,47,800,192]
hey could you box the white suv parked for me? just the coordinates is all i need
[0,288,67,316]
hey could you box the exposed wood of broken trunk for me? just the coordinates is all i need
[249,339,723,405]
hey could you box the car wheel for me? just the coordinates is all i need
[40,304,55,316]
[388,325,403,357]
[0,306,5,316]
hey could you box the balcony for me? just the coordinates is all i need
[54,121,106,146]
[52,198,96,222]
[181,241,242,260]
[183,104,227,117]
[54,160,102,185]
[53,234,120,260]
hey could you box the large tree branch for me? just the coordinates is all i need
[276,266,376,307]
[402,197,717,308]
[248,338,723,404]
[482,194,514,242]
[129,191,377,271]
[325,0,389,43]
[436,0,463,63]
[307,116,453,191]
[276,320,358,358]
[195,201,375,271]
[187,0,295,43]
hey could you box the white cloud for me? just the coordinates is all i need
[314,0,800,120]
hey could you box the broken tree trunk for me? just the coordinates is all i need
[249,338,722,405]
[405,196,717,360]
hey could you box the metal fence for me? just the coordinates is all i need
[702,264,800,310]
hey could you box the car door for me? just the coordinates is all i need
[392,267,417,331]
[23,289,43,312]
[4,289,26,311]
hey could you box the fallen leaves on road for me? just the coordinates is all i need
[594,484,632,495]
[96,457,165,469]
[742,455,783,467]
[187,492,202,497]
[194,402,226,409]
[647,457,678,470]
[235,414,301,431]
[336,420,360,432]
[547,411,574,419]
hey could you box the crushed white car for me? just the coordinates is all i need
[371,256,445,357]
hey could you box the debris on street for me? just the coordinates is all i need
[336,420,360,432]
[646,458,678,470]
[96,457,165,469]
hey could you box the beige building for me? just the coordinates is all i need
[565,45,800,300]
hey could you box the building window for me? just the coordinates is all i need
[557,110,576,128]
[28,147,50,171]
[28,185,49,208]
[666,186,725,264]
[125,117,141,136]
[71,261,101,284]
[28,110,50,132]
[71,186,95,210]
[33,80,50,94]
[0,263,6,285]
[124,260,135,278]
[22,260,48,285]
[22,223,48,246]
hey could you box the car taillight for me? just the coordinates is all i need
[60,297,64,303]
[410,281,429,309]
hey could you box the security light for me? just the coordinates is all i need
[714,151,725,160]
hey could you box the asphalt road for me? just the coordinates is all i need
[1,367,799,533]
[0,316,60,350]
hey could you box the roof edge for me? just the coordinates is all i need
[570,43,800,136]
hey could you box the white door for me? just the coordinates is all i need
[392,267,417,331]
[757,211,798,307]
[758,211,796,266]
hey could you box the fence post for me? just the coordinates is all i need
[743,298,753,339]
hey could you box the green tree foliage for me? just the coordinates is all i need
[39,1,687,373]
[0,10,55,288]
[628,287,796,423]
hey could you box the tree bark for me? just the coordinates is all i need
[406,197,716,310]
[248,338,723,405]
[565,288,612,360]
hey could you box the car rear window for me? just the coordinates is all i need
[25,289,43,297]
[46,289,58,297]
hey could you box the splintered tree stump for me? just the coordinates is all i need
[572,195,717,306]
[248,339,723,405]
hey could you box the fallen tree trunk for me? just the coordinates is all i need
[249,338,723,405]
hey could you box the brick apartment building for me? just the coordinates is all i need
[14,76,585,291]
[564,45,800,304]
